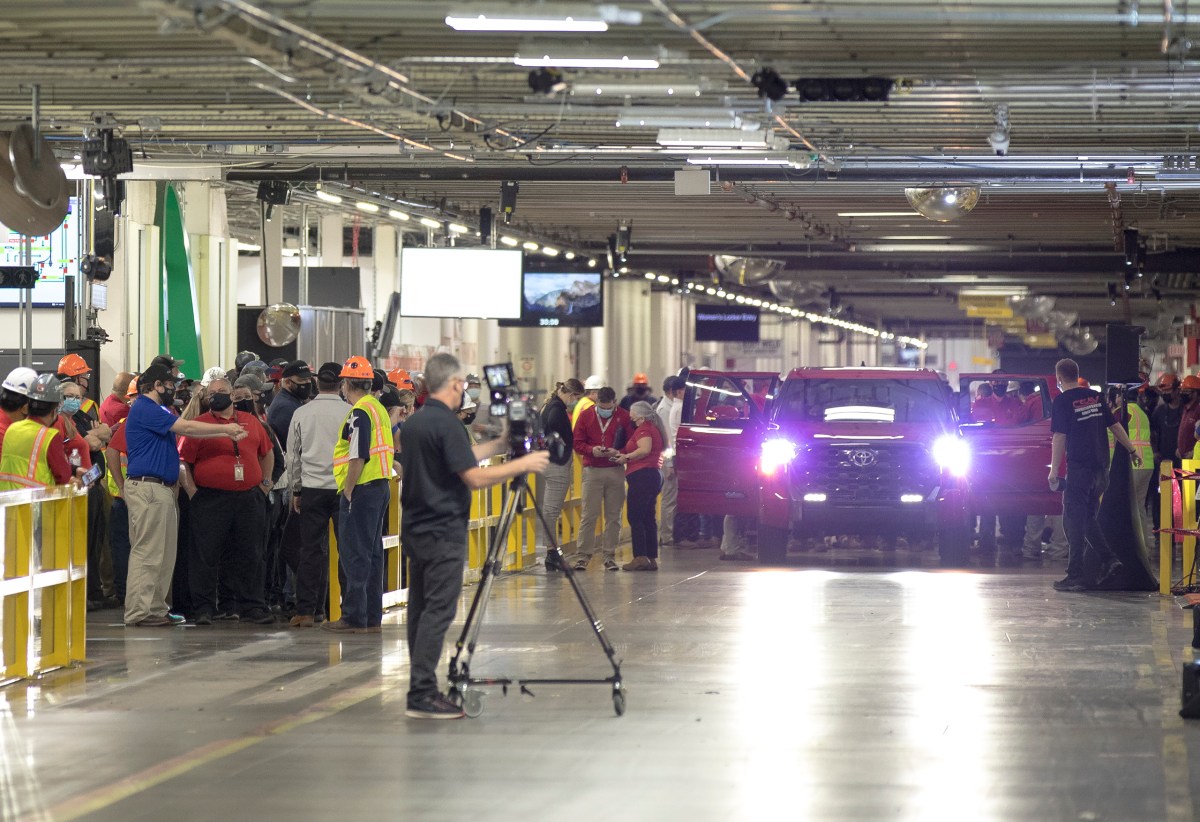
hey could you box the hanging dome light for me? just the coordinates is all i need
[904,186,981,222]
[1060,327,1099,355]
[713,254,786,284]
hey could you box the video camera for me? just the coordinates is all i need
[483,362,568,463]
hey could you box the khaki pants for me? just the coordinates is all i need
[575,465,625,562]
[123,480,179,624]
[1131,467,1155,546]
[658,463,678,545]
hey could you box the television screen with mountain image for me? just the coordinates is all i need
[505,271,604,327]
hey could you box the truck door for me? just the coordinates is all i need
[675,370,780,518]
[958,373,1061,515]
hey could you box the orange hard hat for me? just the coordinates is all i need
[125,374,139,398]
[1158,372,1181,390]
[339,356,373,378]
[632,373,650,386]
[1077,377,1090,388]
[1181,374,1200,391]
[58,353,91,378]
[387,368,414,391]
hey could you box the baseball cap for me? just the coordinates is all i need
[234,373,264,393]
[317,362,342,382]
[282,361,312,380]
[137,364,175,391]
[150,354,184,371]
[583,374,604,391]
[201,366,227,387]
[269,358,289,368]
[266,366,284,382]
[378,385,403,410]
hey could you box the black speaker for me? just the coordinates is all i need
[500,181,519,223]
[1106,324,1143,384]
[479,206,493,244]
[1182,661,1200,718]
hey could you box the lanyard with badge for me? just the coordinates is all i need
[596,413,613,447]
[232,440,245,482]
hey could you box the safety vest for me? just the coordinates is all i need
[333,394,394,493]
[0,419,60,491]
[572,396,595,427]
[106,420,128,498]
[1109,403,1154,465]
[81,397,98,422]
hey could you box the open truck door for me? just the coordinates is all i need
[675,370,780,518]
[958,373,1062,515]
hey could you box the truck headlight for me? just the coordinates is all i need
[932,435,970,477]
[760,438,798,477]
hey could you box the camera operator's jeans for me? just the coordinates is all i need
[337,479,389,628]
[576,466,625,562]
[404,526,467,705]
[537,459,573,551]
[1062,465,1118,581]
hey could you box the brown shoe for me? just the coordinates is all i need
[319,618,368,634]
[622,556,653,571]
[289,615,315,628]
[127,615,171,627]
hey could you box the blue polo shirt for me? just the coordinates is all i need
[125,395,181,482]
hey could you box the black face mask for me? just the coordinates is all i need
[462,411,477,425]
[287,383,309,400]
[1183,393,1195,404]
[208,393,232,413]
[260,391,274,408]
[158,384,176,406]
[234,399,255,414]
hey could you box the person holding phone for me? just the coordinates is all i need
[571,385,635,571]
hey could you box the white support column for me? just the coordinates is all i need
[261,215,283,305]
[319,214,343,272]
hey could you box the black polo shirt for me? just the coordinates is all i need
[399,397,478,537]
[1051,386,1115,470]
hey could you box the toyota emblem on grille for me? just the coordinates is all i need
[849,449,877,467]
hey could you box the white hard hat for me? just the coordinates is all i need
[461,394,478,412]
[583,374,605,391]
[2,367,37,397]
[201,366,227,387]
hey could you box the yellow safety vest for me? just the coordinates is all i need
[333,395,394,493]
[572,396,595,427]
[0,419,60,490]
[81,397,99,422]
[1109,404,1154,465]
[106,422,128,498]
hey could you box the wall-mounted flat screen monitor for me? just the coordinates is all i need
[501,270,604,328]
[695,303,760,342]
[0,197,78,307]
[399,247,522,319]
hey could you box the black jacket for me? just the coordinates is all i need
[541,394,573,456]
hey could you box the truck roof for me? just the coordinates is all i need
[783,366,946,381]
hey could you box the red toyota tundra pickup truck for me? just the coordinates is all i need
[675,367,1061,566]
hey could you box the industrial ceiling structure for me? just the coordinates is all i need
[2,0,1199,341]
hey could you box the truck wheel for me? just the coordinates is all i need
[757,522,790,565]
[938,524,971,568]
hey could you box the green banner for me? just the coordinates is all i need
[154,183,203,372]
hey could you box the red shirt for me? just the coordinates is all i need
[572,405,635,467]
[1179,402,1200,459]
[0,408,17,444]
[621,421,664,475]
[970,395,999,423]
[100,393,130,427]
[179,410,270,491]
[53,416,92,471]
[1015,394,1042,425]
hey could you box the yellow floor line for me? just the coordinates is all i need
[44,676,388,821]
[1152,606,1195,822]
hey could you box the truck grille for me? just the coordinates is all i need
[796,443,939,504]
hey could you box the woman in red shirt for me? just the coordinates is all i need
[614,400,666,571]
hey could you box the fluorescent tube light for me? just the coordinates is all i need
[542,246,559,256]
[574,83,710,97]
[419,217,442,229]
[236,241,261,252]
[617,108,746,129]
[500,235,519,247]
[515,54,659,69]
[447,10,607,32]
[387,209,410,221]
[564,251,576,260]
[522,241,540,251]
[686,154,801,167]
[656,128,774,148]
[355,201,380,213]
[315,189,343,204]
[836,211,915,217]
[448,223,470,233]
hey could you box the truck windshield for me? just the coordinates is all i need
[776,379,953,424]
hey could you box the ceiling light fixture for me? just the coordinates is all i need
[522,240,540,251]
[500,235,519,247]
[315,188,343,204]
[616,108,748,129]
[542,246,559,256]
[564,251,576,260]
[836,211,916,217]
[515,54,659,70]
[573,82,714,97]
[355,201,380,213]
[687,154,806,167]
[587,258,598,268]
[655,128,778,148]
[388,209,410,221]
[447,8,608,32]
[419,217,442,229]
[448,223,470,233]
[904,186,981,222]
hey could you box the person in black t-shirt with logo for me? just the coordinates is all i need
[1048,358,1143,592]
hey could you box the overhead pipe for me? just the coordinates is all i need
[691,5,1200,31]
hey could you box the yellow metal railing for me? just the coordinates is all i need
[0,485,88,683]
[1158,458,1199,596]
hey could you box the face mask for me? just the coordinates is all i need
[462,411,477,425]
[1184,393,1195,404]
[467,388,480,401]
[61,397,82,415]
[159,384,176,406]
[287,383,309,400]
[234,399,255,414]
[208,393,232,412]
[597,406,614,420]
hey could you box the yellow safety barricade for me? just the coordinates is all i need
[1157,458,1200,596]
[0,485,87,684]
[328,478,405,623]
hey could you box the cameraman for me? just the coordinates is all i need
[399,353,549,720]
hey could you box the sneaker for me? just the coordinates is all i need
[127,615,172,627]
[603,559,620,571]
[166,613,186,624]
[192,611,213,626]
[1052,576,1088,592]
[1095,559,1124,588]
[622,556,653,571]
[214,610,239,622]
[405,695,465,720]
[573,558,590,571]
[720,550,756,562]
[241,608,276,625]
[544,552,563,571]
[320,618,368,634]
[674,539,699,549]
[289,615,314,628]
[648,558,658,570]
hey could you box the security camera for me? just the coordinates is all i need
[987,130,1010,156]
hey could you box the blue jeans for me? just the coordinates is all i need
[337,480,389,627]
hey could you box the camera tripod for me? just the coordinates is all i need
[447,472,626,717]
